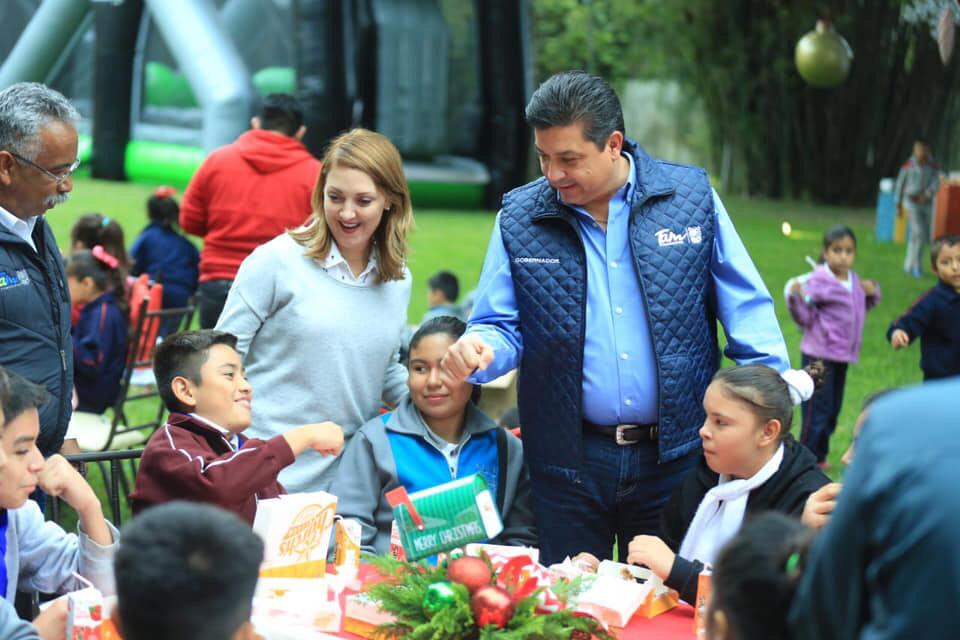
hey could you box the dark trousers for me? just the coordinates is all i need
[197,279,233,329]
[800,355,848,463]
[528,430,698,565]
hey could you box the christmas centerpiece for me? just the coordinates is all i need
[364,552,616,639]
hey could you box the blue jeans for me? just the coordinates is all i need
[528,430,698,565]
[800,355,848,463]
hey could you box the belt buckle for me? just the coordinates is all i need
[615,424,637,446]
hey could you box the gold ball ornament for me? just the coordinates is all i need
[795,20,853,88]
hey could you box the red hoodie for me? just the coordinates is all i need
[180,129,322,281]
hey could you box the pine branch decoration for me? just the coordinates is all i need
[364,554,616,640]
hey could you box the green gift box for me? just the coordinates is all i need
[389,474,503,561]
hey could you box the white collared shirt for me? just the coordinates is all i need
[322,241,379,286]
[188,413,241,451]
[0,205,38,252]
[421,422,473,479]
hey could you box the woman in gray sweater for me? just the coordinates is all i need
[331,316,538,554]
[217,129,414,492]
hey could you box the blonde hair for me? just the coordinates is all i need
[289,128,413,282]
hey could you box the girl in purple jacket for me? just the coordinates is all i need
[787,225,880,464]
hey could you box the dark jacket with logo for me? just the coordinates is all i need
[0,217,72,455]
[498,139,717,477]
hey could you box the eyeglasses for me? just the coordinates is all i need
[7,151,80,186]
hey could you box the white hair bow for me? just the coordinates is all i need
[781,368,814,405]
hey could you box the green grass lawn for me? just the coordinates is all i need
[50,177,929,497]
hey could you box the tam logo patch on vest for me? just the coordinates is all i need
[655,226,703,247]
[0,269,29,290]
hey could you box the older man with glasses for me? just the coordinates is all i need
[0,82,80,460]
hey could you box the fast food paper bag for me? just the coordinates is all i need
[595,560,679,619]
[253,492,337,578]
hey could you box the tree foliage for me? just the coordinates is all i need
[530,0,667,83]
[530,0,960,204]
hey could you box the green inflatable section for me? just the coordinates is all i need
[253,66,296,95]
[409,181,484,209]
[144,63,295,107]
[78,133,93,163]
[123,140,485,208]
[125,140,205,188]
[144,61,198,108]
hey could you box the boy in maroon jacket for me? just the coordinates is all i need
[130,330,343,524]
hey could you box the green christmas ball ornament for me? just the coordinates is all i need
[795,19,853,88]
[422,581,458,617]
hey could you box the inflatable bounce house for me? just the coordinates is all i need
[0,0,531,207]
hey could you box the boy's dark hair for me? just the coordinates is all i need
[427,270,459,303]
[711,364,824,439]
[821,224,856,252]
[154,330,239,413]
[931,234,960,266]
[525,70,625,150]
[147,193,180,230]
[409,316,480,404]
[257,93,304,137]
[114,501,264,640]
[0,368,48,424]
[710,512,813,640]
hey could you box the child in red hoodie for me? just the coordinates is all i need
[130,330,343,524]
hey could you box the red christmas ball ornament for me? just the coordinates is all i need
[471,585,515,629]
[446,556,493,593]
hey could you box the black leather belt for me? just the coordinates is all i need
[584,420,658,445]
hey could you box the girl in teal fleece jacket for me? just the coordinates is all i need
[331,316,537,555]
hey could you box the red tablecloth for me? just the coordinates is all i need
[333,565,696,639]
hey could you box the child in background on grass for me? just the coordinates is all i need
[704,513,813,640]
[786,225,880,465]
[574,364,829,605]
[69,213,130,325]
[421,270,465,322]
[130,330,345,524]
[66,247,128,414]
[130,187,200,315]
[331,316,537,554]
[113,501,263,640]
[0,367,118,639]
[887,234,960,380]
[69,212,130,271]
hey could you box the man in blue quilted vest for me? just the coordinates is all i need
[442,71,800,564]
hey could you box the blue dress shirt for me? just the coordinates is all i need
[466,153,789,425]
